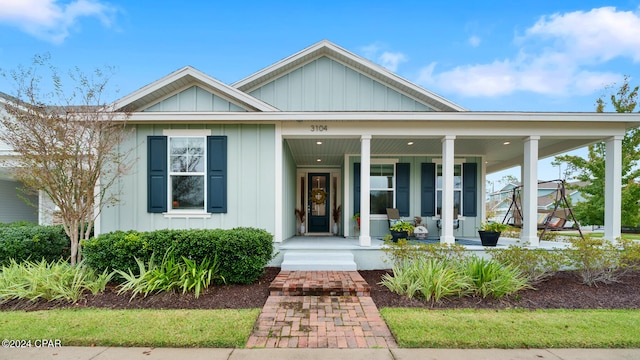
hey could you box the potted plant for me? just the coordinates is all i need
[332,205,342,235]
[389,220,415,242]
[351,213,360,227]
[295,208,306,235]
[478,221,509,246]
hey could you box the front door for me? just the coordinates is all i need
[308,173,330,233]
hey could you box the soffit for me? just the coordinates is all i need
[286,136,599,176]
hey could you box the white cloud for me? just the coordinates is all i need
[419,6,640,98]
[361,43,408,72]
[0,0,116,44]
[378,51,407,72]
[468,35,481,47]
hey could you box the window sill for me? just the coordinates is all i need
[163,212,212,219]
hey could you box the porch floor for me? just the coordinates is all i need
[271,235,570,270]
[278,235,571,250]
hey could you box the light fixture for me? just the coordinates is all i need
[503,141,511,145]
[316,158,322,162]
[407,141,414,146]
[316,141,323,145]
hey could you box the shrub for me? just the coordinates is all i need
[566,236,640,286]
[81,230,152,278]
[383,239,467,265]
[0,225,70,266]
[619,238,640,270]
[490,243,568,284]
[82,227,274,284]
[0,259,112,303]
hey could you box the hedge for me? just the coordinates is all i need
[82,227,274,284]
[0,224,70,266]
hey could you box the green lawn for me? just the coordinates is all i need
[562,232,640,240]
[381,308,640,348]
[3,306,640,348]
[0,308,260,348]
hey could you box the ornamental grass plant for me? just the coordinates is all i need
[116,250,224,299]
[380,255,529,303]
[0,259,112,303]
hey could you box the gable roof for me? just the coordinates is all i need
[232,40,466,112]
[112,66,278,112]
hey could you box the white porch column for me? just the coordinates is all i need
[440,135,455,244]
[38,190,54,226]
[274,125,283,242]
[605,136,623,242]
[522,136,540,246]
[359,135,372,246]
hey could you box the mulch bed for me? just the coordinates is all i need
[2,267,639,311]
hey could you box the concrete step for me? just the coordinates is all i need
[280,251,357,271]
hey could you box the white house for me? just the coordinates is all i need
[3,40,639,267]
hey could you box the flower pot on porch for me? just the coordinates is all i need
[390,230,410,243]
[478,231,500,246]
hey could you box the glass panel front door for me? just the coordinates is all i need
[308,173,330,233]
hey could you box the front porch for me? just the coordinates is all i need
[269,235,571,270]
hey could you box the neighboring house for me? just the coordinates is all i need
[0,92,49,225]
[488,181,587,227]
[3,40,639,250]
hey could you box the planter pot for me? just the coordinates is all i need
[478,231,500,246]
[300,224,305,235]
[333,223,339,235]
[390,230,410,243]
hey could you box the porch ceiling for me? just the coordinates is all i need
[285,137,598,173]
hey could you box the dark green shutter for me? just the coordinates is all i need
[396,163,410,216]
[353,162,360,215]
[421,163,436,216]
[207,136,227,213]
[462,163,477,216]
[147,136,167,213]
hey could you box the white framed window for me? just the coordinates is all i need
[370,160,397,215]
[162,129,212,214]
[169,136,206,211]
[436,163,462,217]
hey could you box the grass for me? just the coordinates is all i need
[563,232,640,241]
[3,307,639,349]
[0,308,260,348]
[381,308,640,348]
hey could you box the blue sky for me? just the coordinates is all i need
[1,0,640,184]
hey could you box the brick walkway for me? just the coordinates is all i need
[246,271,397,348]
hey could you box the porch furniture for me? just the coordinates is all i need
[386,208,402,227]
[436,208,460,230]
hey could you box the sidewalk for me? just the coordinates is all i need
[3,347,640,360]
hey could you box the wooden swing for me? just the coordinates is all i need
[501,179,584,241]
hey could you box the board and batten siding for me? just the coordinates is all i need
[99,124,276,234]
[143,86,247,112]
[249,56,434,112]
[282,141,297,240]
[0,179,38,224]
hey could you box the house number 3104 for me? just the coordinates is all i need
[310,125,328,132]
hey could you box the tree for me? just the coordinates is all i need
[553,76,640,227]
[0,54,132,265]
